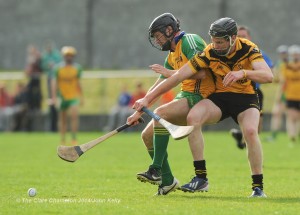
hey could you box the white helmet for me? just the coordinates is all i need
[288,45,300,55]
[276,45,288,53]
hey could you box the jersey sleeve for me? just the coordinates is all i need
[187,50,210,73]
[160,57,173,79]
[181,34,206,60]
[248,46,264,63]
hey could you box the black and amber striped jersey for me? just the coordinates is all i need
[163,33,215,98]
[188,37,264,94]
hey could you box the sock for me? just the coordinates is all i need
[151,127,169,171]
[147,148,154,159]
[194,160,207,180]
[161,152,174,186]
[148,148,173,186]
[252,174,263,190]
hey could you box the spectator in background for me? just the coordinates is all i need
[25,45,42,110]
[41,41,62,132]
[266,45,289,142]
[129,82,146,106]
[25,45,43,131]
[281,45,300,146]
[12,82,28,131]
[159,90,175,105]
[51,46,83,145]
[0,83,13,131]
[104,85,132,131]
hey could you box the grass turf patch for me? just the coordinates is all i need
[1,132,300,214]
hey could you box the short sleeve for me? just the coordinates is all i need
[181,34,206,60]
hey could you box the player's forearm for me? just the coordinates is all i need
[145,73,181,104]
[145,64,194,104]
[245,68,273,83]
[163,69,177,77]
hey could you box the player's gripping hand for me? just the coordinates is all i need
[127,111,143,125]
[149,64,174,77]
[132,98,149,112]
[223,70,245,87]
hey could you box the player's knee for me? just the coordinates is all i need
[154,106,167,119]
[141,127,153,149]
[186,113,202,127]
[243,126,258,140]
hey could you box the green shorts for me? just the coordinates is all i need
[60,99,80,111]
[174,91,203,108]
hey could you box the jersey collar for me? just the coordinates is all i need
[174,31,185,44]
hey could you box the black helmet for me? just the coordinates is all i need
[209,17,237,38]
[208,17,237,56]
[148,13,180,51]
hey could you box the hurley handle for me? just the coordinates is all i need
[141,107,161,121]
[116,117,145,132]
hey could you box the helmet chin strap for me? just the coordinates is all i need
[161,30,177,51]
[215,36,236,56]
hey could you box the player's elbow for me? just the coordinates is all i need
[265,72,274,83]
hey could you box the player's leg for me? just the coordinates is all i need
[181,99,221,192]
[229,87,263,150]
[59,110,67,145]
[286,107,298,145]
[59,100,68,145]
[238,108,266,197]
[153,98,190,194]
[69,100,80,145]
[138,119,176,191]
[268,97,285,141]
[138,98,190,193]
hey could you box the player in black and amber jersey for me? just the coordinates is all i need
[132,17,273,197]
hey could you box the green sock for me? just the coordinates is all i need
[147,148,154,159]
[148,148,173,186]
[151,127,169,170]
[161,152,174,186]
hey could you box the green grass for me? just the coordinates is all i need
[1,132,300,214]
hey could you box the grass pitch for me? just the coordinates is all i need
[1,132,300,215]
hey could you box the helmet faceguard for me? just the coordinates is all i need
[211,35,236,56]
[148,13,180,51]
[209,17,237,56]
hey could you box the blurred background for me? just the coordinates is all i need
[0,0,299,131]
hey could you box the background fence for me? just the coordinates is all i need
[1,0,300,69]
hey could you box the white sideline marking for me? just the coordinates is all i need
[0,70,157,80]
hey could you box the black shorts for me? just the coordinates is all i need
[207,92,260,124]
[286,100,300,110]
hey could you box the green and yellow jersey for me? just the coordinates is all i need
[53,62,82,100]
[188,37,264,94]
[282,62,300,100]
[163,33,215,98]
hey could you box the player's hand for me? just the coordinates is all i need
[132,98,149,112]
[223,70,245,87]
[127,111,143,125]
[149,64,174,77]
